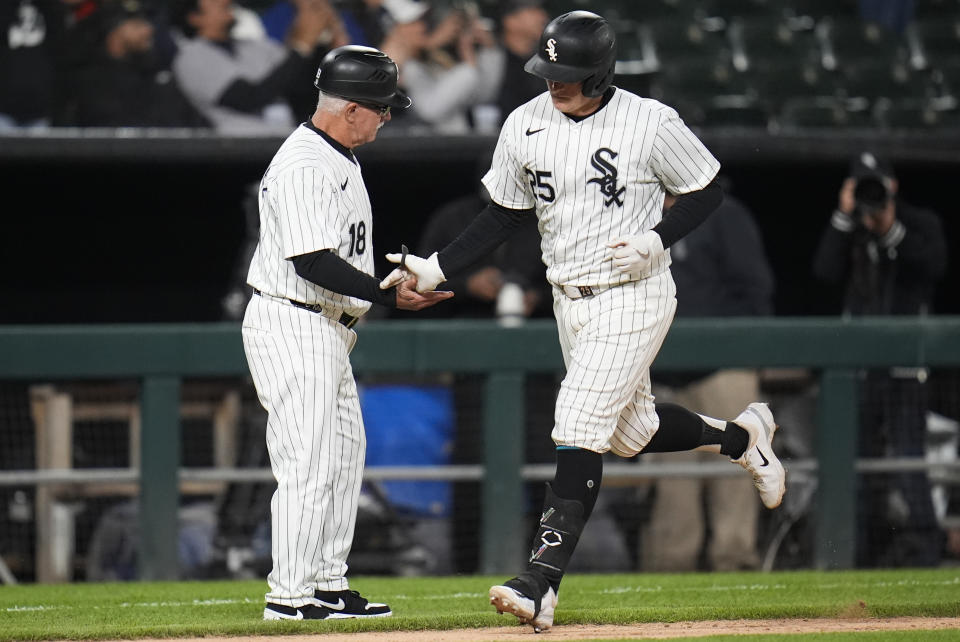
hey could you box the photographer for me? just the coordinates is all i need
[379,0,503,133]
[813,151,948,567]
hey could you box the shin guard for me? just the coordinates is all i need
[527,482,586,589]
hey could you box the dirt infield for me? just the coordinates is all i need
[141,617,960,641]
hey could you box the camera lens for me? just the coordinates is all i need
[854,176,888,210]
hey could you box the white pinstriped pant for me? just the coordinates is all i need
[242,294,364,606]
[551,271,677,456]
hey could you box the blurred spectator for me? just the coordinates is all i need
[230,2,268,40]
[640,188,775,572]
[335,0,390,46]
[170,0,331,133]
[0,0,65,129]
[254,0,352,118]
[493,0,548,124]
[380,1,503,133]
[416,150,547,320]
[63,0,208,127]
[260,0,348,46]
[813,151,948,567]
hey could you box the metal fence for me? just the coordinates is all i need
[1,317,959,581]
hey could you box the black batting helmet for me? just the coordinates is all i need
[524,11,616,98]
[314,45,412,109]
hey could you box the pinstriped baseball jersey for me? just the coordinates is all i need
[481,88,720,288]
[247,123,374,318]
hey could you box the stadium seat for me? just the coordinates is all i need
[645,16,731,67]
[702,95,771,127]
[661,96,707,127]
[778,95,875,129]
[906,17,960,69]
[542,0,635,21]
[730,16,820,71]
[700,0,790,20]
[787,0,859,21]
[874,97,960,130]
[935,61,960,97]
[913,0,960,20]
[814,17,909,71]
[652,57,746,104]
[616,21,653,72]
[839,59,933,101]
[743,59,840,111]
[637,0,707,21]
[614,71,654,97]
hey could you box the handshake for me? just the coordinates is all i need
[378,246,448,293]
[378,230,665,295]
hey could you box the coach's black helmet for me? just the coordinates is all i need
[314,45,412,110]
[524,10,617,98]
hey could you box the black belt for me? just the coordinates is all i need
[254,290,359,329]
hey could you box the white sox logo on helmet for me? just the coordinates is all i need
[545,38,558,61]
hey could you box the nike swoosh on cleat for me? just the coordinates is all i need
[757,448,770,467]
[317,598,345,610]
[525,127,545,136]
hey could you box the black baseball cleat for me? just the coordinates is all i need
[313,589,392,618]
[263,602,331,620]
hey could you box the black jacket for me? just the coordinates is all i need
[812,200,947,315]
[670,194,774,318]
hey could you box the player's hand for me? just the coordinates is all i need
[606,231,664,278]
[395,276,454,310]
[381,251,446,293]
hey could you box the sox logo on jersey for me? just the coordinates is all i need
[587,148,625,207]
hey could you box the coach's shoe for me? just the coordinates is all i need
[731,402,786,509]
[263,603,331,620]
[313,589,392,618]
[490,572,558,633]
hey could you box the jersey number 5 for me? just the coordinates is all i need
[348,221,366,256]
[524,169,555,203]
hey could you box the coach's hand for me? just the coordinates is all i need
[607,231,664,278]
[380,251,446,293]
[395,277,454,310]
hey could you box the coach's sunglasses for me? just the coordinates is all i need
[354,101,391,118]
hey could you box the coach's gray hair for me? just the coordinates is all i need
[316,92,350,114]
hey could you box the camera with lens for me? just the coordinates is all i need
[853,175,890,216]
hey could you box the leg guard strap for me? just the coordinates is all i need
[504,571,551,618]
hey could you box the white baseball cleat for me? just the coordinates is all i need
[490,584,558,633]
[262,603,330,620]
[731,402,786,509]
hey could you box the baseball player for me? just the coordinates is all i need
[243,45,452,621]
[380,11,786,632]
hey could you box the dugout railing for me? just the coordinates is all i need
[1,317,959,581]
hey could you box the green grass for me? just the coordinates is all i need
[632,635,960,641]
[0,568,958,640]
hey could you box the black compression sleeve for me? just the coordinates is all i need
[436,202,533,276]
[218,51,309,113]
[291,250,396,307]
[652,180,724,248]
